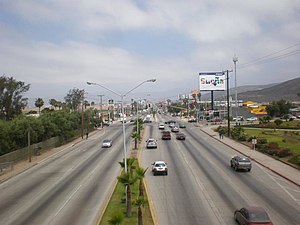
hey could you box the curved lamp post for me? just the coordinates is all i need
[87,78,156,173]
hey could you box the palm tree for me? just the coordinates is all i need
[119,157,136,176]
[135,166,148,197]
[131,132,140,149]
[117,172,137,217]
[135,197,147,225]
[35,98,44,114]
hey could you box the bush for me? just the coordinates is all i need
[266,149,279,156]
[257,144,268,153]
[288,155,300,166]
[257,138,268,144]
[267,142,279,149]
[277,148,293,158]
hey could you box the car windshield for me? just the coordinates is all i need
[103,140,111,143]
[249,211,270,221]
[239,158,250,162]
[155,163,165,167]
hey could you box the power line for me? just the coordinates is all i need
[239,43,300,69]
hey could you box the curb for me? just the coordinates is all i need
[200,128,300,188]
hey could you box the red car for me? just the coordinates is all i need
[234,207,273,225]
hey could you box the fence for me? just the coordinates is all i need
[0,137,61,164]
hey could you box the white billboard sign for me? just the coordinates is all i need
[199,72,225,91]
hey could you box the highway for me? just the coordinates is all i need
[141,114,300,225]
[0,123,131,225]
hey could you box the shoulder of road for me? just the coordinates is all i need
[200,124,300,188]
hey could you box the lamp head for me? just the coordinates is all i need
[87,82,92,85]
[147,78,156,82]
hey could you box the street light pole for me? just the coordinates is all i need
[87,78,156,173]
[233,55,238,124]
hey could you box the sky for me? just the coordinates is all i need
[0,0,299,106]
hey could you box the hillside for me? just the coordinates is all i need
[238,77,300,102]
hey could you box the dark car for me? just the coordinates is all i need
[165,120,176,124]
[176,133,186,140]
[161,131,171,140]
[234,207,273,225]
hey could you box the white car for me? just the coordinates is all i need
[158,123,165,130]
[102,139,113,148]
[146,138,158,149]
[151,161,168,175]
[246,117,257,121]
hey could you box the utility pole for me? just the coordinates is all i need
[233,55,238,124]
[226,70,233,137]
[81,91,85,139]
[98,94,104,128]
[28,128,31,162]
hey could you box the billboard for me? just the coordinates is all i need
[199,72,225,91]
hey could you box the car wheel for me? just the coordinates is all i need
[230,162,233,167]
[165,171,168,175]
[234,166,238,171]
[248,168,251,172]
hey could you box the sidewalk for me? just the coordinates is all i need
[200,125,300,188]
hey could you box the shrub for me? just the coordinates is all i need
[267,142,279,149]
[257,144,268,153]
[288,155,300,166]
[257,138,268,144]
[277,148,293,158]
[282,139,286,143]
[266,149,279,156]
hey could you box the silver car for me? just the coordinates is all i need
[151,161,168,175]
[230,155,252,172]
[102,139,113,148]
[146,138,157,149]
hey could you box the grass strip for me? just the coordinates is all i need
[99,162,154,225]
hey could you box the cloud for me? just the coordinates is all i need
[0,0,299,104]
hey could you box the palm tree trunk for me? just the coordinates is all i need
[127,185,132,217]
[139,180,144,197]
[138,206,143,225]
[135,138,137,149]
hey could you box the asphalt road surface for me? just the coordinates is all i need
[141,114,300,225]
[0,123,132,225]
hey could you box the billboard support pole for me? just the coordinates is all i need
[226,70,232,137]
[211,91,214,111]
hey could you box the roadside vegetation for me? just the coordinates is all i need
[100,119,154,225]
[216,120,300,167]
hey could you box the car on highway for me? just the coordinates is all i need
[179,123,186,128]
[165,120,176,124]
[146,138,158,149]
[151,161,168,176]
[230,155,252,171]
[171,126,179,132]
[234,207,273,225]
[188,118,197,123]
[102,139,113,148]
[158,123,165,130]
[161,131,171,140]
[176,133,186,140]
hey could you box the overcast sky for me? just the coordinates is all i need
[0,0,299,105]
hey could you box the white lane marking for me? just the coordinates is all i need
[257,164,300,206]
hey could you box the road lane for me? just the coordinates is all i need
[141,115,300,225]
[0,123,133,225]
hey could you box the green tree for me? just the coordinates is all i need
[135,166,148,197]
[0,75,30,120]
[35,98,44,114]
[274,119,283,126]
[117,172,137,217]
[282,114,290,122]
[131,132,140,149]
[64,88,84,110]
